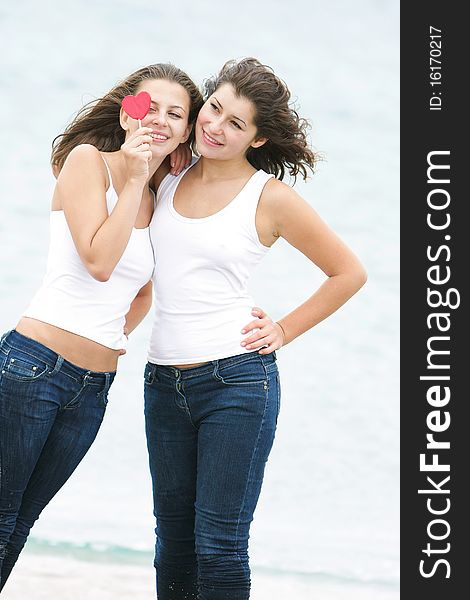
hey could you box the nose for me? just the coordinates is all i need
[151,111,168,127]
[208,118,223,136]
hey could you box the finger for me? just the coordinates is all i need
[251,306,268,318]
[128,144,152,157]
[258,344,277,355]
[241,325,273,345]
[183,150,192,167]
[174,152,185,172]
[130,126,153,138]
[242,333,272,350]
[242,332,269,346]
[124,132,152,148]
[125,134,153,148]
[128,147,152,161]
[248,338,273,351]
[240,319,265,334]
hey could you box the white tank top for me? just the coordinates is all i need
[148,158,274,365]
[23,158,155,350]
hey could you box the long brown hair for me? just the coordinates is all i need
[203,58,319,182]
[51,64,203,173]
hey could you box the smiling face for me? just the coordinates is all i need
[121,78,191,157]
[195,83,267,161]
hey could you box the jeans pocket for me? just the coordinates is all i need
[215,357,267,386]
[1,347,49,382]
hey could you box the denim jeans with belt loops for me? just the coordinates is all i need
[144,351,280,600]
[0,330,115,590]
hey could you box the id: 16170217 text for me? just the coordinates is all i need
[429,26,442,111]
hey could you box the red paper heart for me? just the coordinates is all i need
[121,91,151,120]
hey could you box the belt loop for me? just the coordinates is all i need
[0,330,11,345]
[212,359,220,379]
[104,372,111,391]
[49,354,64,376]
[146,364,155,385]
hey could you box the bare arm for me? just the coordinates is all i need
[124,281,153,335]
[56,133,152,282]
[242,179,367,352]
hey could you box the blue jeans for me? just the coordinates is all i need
[144,351,280,600]
[0,330,115,590]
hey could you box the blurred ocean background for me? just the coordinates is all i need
[0,0,399,598]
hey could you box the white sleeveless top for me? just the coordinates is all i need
[148,158,274,365]
[23,158,155,350]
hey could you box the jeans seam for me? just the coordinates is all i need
[234,378,270,550]
[54,369,82,384]
[62,383,88,410]
[174,379,197,430]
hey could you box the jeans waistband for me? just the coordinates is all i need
[1,330,116,383]
[148,350,276,382]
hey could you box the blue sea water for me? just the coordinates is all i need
[0,0,399,596]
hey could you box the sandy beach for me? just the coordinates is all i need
[2,549,399,600]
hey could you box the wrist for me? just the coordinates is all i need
[275,321,287,346]
[126,175,147,188]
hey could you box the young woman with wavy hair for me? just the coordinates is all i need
[0,63,202,591]
[144,58,367,600]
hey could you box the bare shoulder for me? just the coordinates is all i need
[58,144,107,184]
[255,177,315,244]
[259,176,314,218]
[64,143,102,163]
[54,144,108,212]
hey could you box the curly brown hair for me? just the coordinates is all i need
[51,64,203,173]
[203,58,319,182]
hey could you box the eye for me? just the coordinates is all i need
[210,102,219,112]
[169,112,182,119]
[148,107,156,113]
[231,120,242,129]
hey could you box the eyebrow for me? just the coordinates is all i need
[150,100,186,112]
[213,96,247,127]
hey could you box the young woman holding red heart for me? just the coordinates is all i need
[144,58,367,600]
[0,63,202,591]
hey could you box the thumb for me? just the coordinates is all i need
[251,306,267,318]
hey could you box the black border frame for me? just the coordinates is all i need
[401,3,467,597]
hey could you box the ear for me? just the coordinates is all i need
[250,136,268,149]
[119,106,132,132]
[181,123,193,144]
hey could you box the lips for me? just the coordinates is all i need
[151,131,169,142]
[202,129,223,147]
